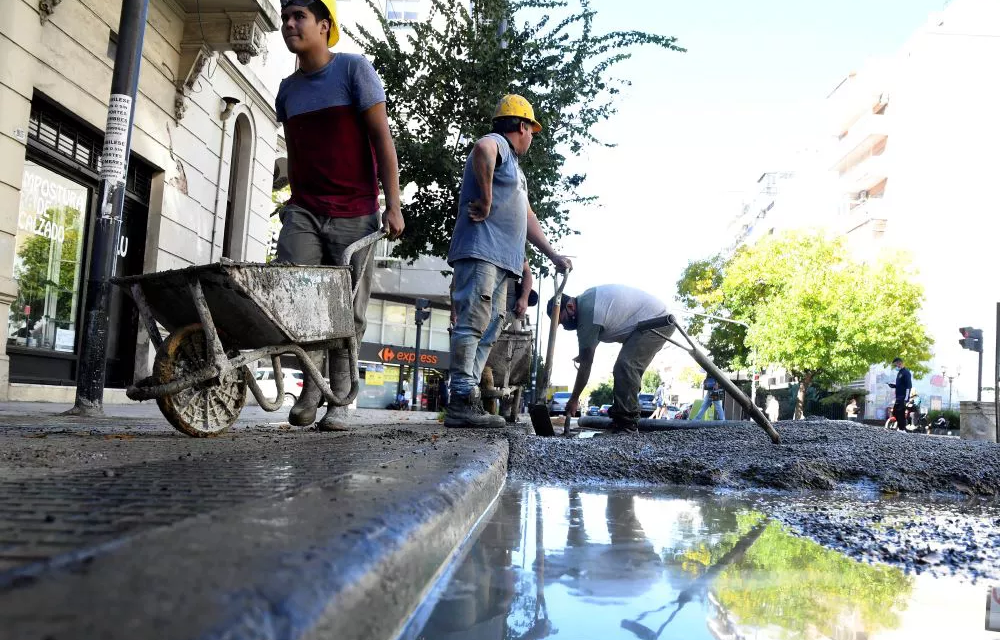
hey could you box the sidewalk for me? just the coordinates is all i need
[0,403,507,640]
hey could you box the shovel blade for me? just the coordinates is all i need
[528,403,555,436]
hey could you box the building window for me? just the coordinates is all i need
[363,298,383,343]
[429,308,450,352]
[382,302,406,346]
[8,162,88,353]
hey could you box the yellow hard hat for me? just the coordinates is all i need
[493,94,542,133]
[316,0,340,48]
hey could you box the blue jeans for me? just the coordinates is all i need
[449,259,508,397]
[693,392,725,420]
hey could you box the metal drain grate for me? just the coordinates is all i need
[0,439,395,586]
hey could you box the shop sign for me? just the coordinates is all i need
[377,346,440,366]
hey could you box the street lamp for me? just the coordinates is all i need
[674,310,758,409]
[942,366,960,410]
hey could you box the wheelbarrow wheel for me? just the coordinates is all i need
[154,323,248,437]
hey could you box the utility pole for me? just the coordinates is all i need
[69,0,150,415]
[413,298,430,411]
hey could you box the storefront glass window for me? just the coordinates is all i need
[7,162,88,352]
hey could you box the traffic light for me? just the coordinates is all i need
[415,298,431,324]
[959,326,983,352]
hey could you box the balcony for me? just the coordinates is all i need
[831,112,889,173]
[173,0,280,119]
[840,153,888,195]
[842,198,887,236]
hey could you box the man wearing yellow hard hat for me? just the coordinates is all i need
[444,94,572,428]
[276,0,404,431]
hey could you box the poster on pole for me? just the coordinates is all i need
[99,94,132,186]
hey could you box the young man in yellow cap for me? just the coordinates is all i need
[276,0,404,430]
[445,95,572,428]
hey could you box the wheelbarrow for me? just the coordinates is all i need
[480,280,536,423]
[113,230,384,437]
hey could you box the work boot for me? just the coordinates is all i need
[317,369,353,432]
[317,405,350,431]
[611,420,639,434]
[445,388,506,428]
[288,352,324,427]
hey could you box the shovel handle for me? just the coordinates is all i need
[539,269,569,395]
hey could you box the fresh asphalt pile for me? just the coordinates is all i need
[505,418,1000,581]
[506,418,1000,495]
[761,493,1000,581]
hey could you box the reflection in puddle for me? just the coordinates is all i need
[410,485,997,640]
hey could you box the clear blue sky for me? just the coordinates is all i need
[544,0,951,386]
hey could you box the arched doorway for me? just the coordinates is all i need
[223,113,254,260]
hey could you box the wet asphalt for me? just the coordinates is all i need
[503,418,1000,581]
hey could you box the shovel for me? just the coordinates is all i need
[529,270,569,436]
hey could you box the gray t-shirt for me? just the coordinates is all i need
[447,133,529,275]
[576,285,669,351]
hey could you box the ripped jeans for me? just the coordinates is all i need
[449,259,509,397]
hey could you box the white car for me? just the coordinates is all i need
[253,368,305,405]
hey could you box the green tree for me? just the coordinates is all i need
[678,231,932,418]
[697,514,911,637]
[676,365,704,390]
[585,379,613,406]
[348,0,684,272]
[641,369,662,393]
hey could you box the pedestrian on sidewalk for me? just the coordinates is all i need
[692,375,726,421]
[845,397,859,421]
[274,0,404,431]
[887,357,912,431]
[548,285,670,433]
[651,380,668,419]
[445,95,571,429]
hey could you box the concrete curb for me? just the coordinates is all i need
[1,437,508,640]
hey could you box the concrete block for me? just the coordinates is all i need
[960,401,997,442]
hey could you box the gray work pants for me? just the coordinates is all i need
[607,328,668,427]
[275,204,378,388]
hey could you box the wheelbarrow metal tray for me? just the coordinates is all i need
[485,329,533,387]
[115,263,355,349]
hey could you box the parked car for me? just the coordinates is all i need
[599,404,612,416]
[253,368,305,404]
[675,403,691,420]
[548,391,580,417]
[664,404,681,419]
[638,393,656,417]
[586,405,601,416]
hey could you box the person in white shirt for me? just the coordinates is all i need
[548,284,670,433]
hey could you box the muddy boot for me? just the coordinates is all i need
[288,352,324,427]
[445,388,506,429]
[318,355,352,432]
[317,405,350,431]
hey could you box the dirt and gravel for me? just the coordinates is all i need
[506,418,1000,496]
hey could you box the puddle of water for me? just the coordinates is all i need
[407,484,1000,640]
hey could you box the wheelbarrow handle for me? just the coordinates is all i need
[340,228,387,268]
